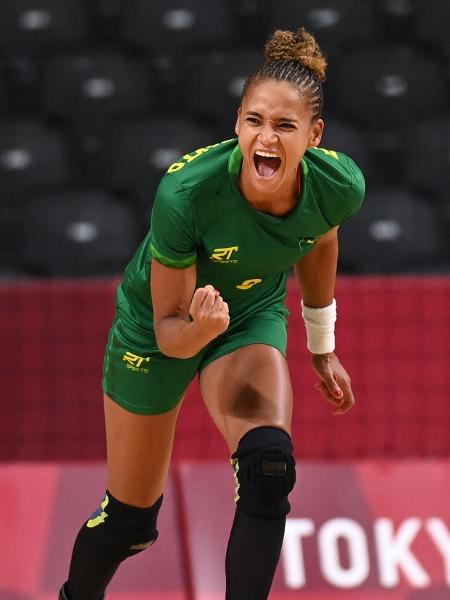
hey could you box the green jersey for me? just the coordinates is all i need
[115,138,365,343]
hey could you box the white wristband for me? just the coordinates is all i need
[301,299,336,354]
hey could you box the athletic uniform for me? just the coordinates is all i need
[103,138,365,414]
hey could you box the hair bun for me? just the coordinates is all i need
[265,27,327,82]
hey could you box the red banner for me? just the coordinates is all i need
[2,461,448,599]
[178,461,450,600]
[0,464,186,600]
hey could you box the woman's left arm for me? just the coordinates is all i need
[294,226,355,415]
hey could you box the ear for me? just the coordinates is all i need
[308,119,324,148]
[235,107,242,136]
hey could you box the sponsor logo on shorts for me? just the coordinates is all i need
[210,246,239,264]
[236,278,262,290]
[123,351,150,374]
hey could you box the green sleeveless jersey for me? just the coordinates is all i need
[116,138,365,343]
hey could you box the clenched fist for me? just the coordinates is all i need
[189,284,230,340]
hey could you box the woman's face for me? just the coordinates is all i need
[235,79,324,197]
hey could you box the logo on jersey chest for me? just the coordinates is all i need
[209,246,239,264]
[236,278,262,290]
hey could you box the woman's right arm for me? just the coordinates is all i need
[151,259,229,359]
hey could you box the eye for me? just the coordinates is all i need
[245,117,260,126]
[278,122,296,130]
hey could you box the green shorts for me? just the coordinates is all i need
[102,307,288,415]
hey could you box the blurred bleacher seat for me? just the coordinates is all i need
[228,0,272,47]
[379,0,415,41]
[266,0,380,52]
[186,49,261,136]
[338,187,446,273]
[40,49,155,133]
[0,0,92,54]
[0,200,22,275]
[102,116,216,212]
[122,0,233,52]
[20,189,139,277]
[411,0,450,56]
[0,67,7,111]
[0,117,76,196]
[405,117,450,197]
[0,0,447,277]
[332,45,447,129]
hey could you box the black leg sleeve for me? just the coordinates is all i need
[63,492,162,600]
[225,510,286,600]
[65,522,122,600]
[225,426,296,600]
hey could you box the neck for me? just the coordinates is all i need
[238,168,301,217]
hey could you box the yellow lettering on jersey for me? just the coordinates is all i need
[167,161,185,173]
[167,139,234,173]
[211,246,239,261]
[316,147,339,160]
[236,278,262,290]
[183,148,208,162]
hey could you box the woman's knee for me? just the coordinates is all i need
[82,490,164,558]
[200,345,293,449]
[231,425,296,519]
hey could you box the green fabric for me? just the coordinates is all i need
[115,137,365,345]
[102,307,288,415]
[149,243,196,268]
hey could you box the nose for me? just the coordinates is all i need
[258,121,278,146]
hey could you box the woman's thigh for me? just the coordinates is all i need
[104,394,182,508]
[199,344,293,454]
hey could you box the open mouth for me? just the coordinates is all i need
[254,151,281,179]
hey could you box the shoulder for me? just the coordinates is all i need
[150,138,238,250]
[159,138,237,194]
[303,146,365,225]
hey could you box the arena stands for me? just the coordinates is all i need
[0,0,448,276]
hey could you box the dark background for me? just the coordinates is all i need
[0,0,449,278]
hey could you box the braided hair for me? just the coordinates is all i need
[241,27,327,120]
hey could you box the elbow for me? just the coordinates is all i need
[154,315,202,359]
[154,330,195,360]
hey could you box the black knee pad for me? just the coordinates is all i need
[231,426,296,519]
[85,491,163,559]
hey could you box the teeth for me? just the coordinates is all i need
[255,151,279,158]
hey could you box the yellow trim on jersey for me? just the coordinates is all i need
[314,147,339,160]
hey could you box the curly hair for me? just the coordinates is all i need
[241,27,327,120]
